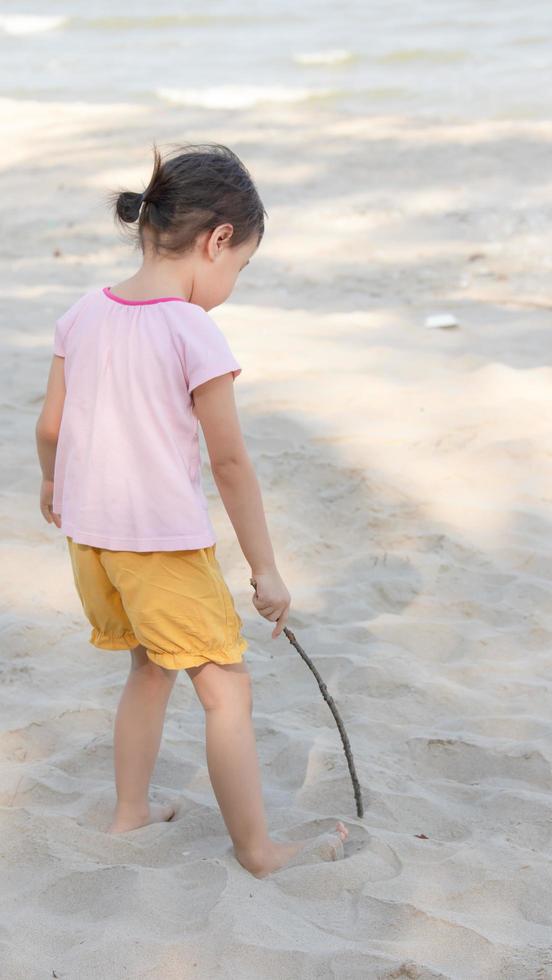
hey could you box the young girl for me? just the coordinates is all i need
[35,141,348,878]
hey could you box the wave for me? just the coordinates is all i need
[0,13,293,37]
[156,85,339,110]
[293,49,356,66]
[85,15,277,29]
[0,15,68,35]
[377,48,468,64]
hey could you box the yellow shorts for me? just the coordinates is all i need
[65,536,249,670]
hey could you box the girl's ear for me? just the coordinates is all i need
[204,226,221,263]
[212,223,235,253]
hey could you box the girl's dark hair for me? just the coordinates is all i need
[106,141,267,256]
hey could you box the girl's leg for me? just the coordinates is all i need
[107,644,178,834]
[186,660,348,877]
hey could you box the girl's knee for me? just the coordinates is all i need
[189,661,252,713]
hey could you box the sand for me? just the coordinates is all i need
[1,96,552,979]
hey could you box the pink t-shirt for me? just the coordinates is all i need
[52,285,242,551]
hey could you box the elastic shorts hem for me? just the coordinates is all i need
[145,636,249,670]
[89,627,249,671]
[90,627,139,650]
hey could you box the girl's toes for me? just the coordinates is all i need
[336,820,349,841]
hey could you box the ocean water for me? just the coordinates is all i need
[0,0,550,119]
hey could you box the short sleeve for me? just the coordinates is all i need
[53,291,91,357]
[183,308,243,394]
[53,313,68,357]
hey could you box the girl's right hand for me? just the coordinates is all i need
[250,568,291,639]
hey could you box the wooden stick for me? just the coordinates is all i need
[250,579,364,818]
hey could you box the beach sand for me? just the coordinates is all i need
[2,95,552,978]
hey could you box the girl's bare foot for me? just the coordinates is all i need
[234,820,349,878]
[107,801,176,834]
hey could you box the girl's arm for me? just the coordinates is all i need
[193,373,291,638]
[35,355,66,528]
[192,372,276,575]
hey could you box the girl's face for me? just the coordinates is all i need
[192,225,259,311]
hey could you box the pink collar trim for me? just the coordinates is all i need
[102,286,189,306]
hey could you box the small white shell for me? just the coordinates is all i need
[425,313,459,329]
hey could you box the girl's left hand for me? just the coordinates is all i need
[40,479,61,528]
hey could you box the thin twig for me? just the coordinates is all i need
[250,576,364,817]
[282,626,364,818]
